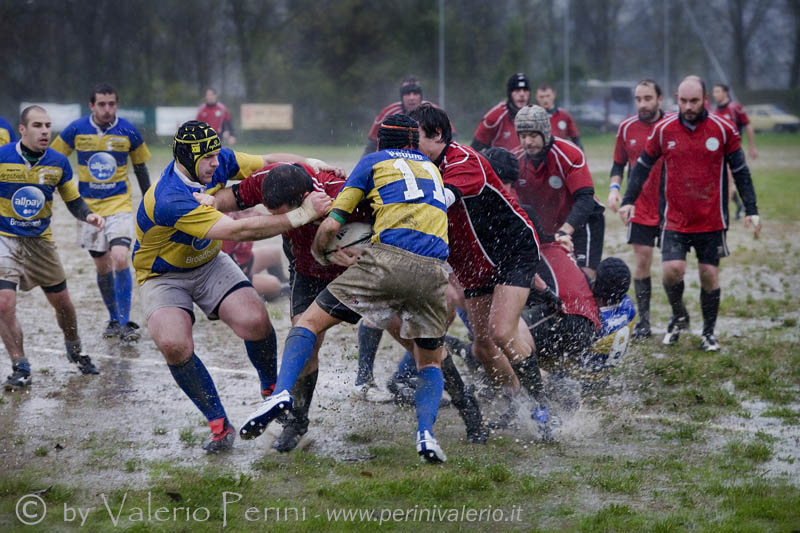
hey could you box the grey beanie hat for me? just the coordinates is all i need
[515,104,551,144]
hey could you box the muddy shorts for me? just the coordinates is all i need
[627,221,661,248]
[290,270,332,318]
[319,243,449,339]
[0,235,66,291]
[140,252,251,321]
[661,229,729,266]
[80,212,133,252]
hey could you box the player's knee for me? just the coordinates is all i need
[157,338,194,362]
[0,294,16,316]
[489,322,516,350]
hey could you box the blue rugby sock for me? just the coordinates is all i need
[114,268,133,325]
[356,323,383,386]
[97,272,118,322]
[168,353,226,422]
[274,327,316,394]
[245,329,278,394]
[415,366,444,435]
[394,350,418,381]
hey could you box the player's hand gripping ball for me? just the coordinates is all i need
[311,222,373,265]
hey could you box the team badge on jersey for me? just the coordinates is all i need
[12,186,45,219]
[705,137,720,151]
[548,175,563,189]
[558,120,567,130]
[629,139,637,146]
[87,152,118,181]
[192,237,212,251]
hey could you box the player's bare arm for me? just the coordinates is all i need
[193,188,237,211]
[205,191,330,242]
[311,216,343,262]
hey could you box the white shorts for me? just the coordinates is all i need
[139,253,251,321]
[0,236,66,291]
[80,212,134,252]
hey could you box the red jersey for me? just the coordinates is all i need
[235,163,352,280]
[644,113,741,233]
[515,138,595,234]
[548,108,580,140]
[472,102,523,156]
[221,209,257,265]
[196,103,233,134]
[538,243,601,331]
[612,113,670,226]
[713,100,749,132]
[438,142,539,290]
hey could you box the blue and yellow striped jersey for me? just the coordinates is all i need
[132,149,264,284]
[0,142,80,240]
[591,295,636,365]
[51,116,151,216]
[332,149,448,260]
[0,117,16,147]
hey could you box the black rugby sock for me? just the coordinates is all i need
[634,277,652,324]
[511,355,546,403]
[663,280,687,318]
[289,370,318,430]
[700,288,721,336]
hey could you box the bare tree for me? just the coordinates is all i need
[725,0,774,89]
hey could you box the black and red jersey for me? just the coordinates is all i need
[536,243,601,331]
[235,163,357,280]
[548,107,580,140]
[644,113,741,233]
[438,142,539,290]
[515,138,595,234]
[612,113,671,227]
[472,102,523,156]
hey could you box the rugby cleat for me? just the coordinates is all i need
[387,375,417,407]
[240,389,292,440]
[632,320,651,339]
[532,406,560,441]
[352,380,393,403]
[119,322,141,342]
[416,430,447,463]
[203,418,235,454]
[272,419,308,453]
[66,352,100,375]
[663,314,690,346]
[4,365,31,391]
[700,333,720,352]
[102,320,121,339]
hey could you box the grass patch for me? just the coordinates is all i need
[762,406,800,425]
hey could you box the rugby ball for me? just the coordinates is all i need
[326,222,373,255]
[312,222,373,264]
